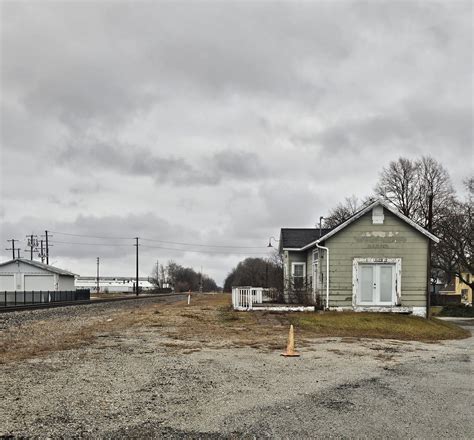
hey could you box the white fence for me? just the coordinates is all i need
[232,286,270,310]
[231,286,316,312]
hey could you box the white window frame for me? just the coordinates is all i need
[291,262,306,279]
[352,258,401,307]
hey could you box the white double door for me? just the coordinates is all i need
[358,264,396,305]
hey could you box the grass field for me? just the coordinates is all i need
[1,294,470,363]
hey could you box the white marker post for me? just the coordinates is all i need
[187,290,191,305]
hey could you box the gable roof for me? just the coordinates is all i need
[298,199,439,251]
[0,258,77,276]
[280,228,332,250]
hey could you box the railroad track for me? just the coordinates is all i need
[0,293,185,313]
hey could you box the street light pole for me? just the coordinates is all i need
[267,236,280,248]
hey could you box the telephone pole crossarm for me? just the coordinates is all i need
[6,239,18,260]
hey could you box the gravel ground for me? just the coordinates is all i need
[1,305,472,439]
[0,294,185,329]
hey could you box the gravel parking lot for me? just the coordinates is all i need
[1,298,472,439]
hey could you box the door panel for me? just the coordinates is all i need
[24,275,54,291]
[379,266,394,303]
[359,265,374,303]
[0,275,15,291]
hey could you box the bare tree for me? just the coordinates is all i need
[160,265,167,285]
[375,157,420,219]
[375,156,455,230]
[150,264,161,288]
[416,156,455,230]
[324,195,374,228]
[223,255,283,292]
[432,179,474,290]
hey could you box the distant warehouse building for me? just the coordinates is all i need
[75,276,154,293]
[0,258,76,291]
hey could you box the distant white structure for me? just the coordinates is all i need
[0,258,76,291]
[75,276,155,293]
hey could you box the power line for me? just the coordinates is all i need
[140,244,269,255]
[49,230,268,249]
[49,239,270,255]
[140,237,267,249]
[49,240,132,247]
[49,231,133,240]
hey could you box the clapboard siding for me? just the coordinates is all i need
[324,210,428,307]
[286,208,429,310]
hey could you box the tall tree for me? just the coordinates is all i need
[150,263,161,288]
[375,156,455,230]
[375,157,419,219]
[160,260,218,292]
[416,156,455,230]
[432,178,474,290]
[324,195,373,228]
[223,254,283,292]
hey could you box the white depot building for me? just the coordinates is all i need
[0,258,76,291]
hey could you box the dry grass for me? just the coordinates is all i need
[0,294,469,364]
[289,311,469,341]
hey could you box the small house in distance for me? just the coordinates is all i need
[279,199,439,317]
[0,258,76,291]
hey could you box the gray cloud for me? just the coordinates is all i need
[1,0,472,283]
[55,140,267,186]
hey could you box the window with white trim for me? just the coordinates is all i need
[291,262,306,289]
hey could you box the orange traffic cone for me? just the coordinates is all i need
[281,324,300,357]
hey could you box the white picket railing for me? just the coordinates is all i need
[232,286,268,310]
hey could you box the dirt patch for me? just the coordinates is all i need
[0,294,469,364]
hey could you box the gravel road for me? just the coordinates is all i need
[1,306,472,439]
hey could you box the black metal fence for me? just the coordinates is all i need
[1,289,90,307]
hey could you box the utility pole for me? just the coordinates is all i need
[45,231,50,265]
[96,257,100,294]
[6,239,18,259]
[199,266,203,293]
[26,234,38,261]
[135,237,139,296]
[40,231,52,264]
[426,192,434,320]
[156,260,160,288]
[16,249,21,258]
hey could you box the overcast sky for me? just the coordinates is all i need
[0,1,472,285]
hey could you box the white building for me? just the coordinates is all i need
[0,258,76,291]
[75,276,154,293]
